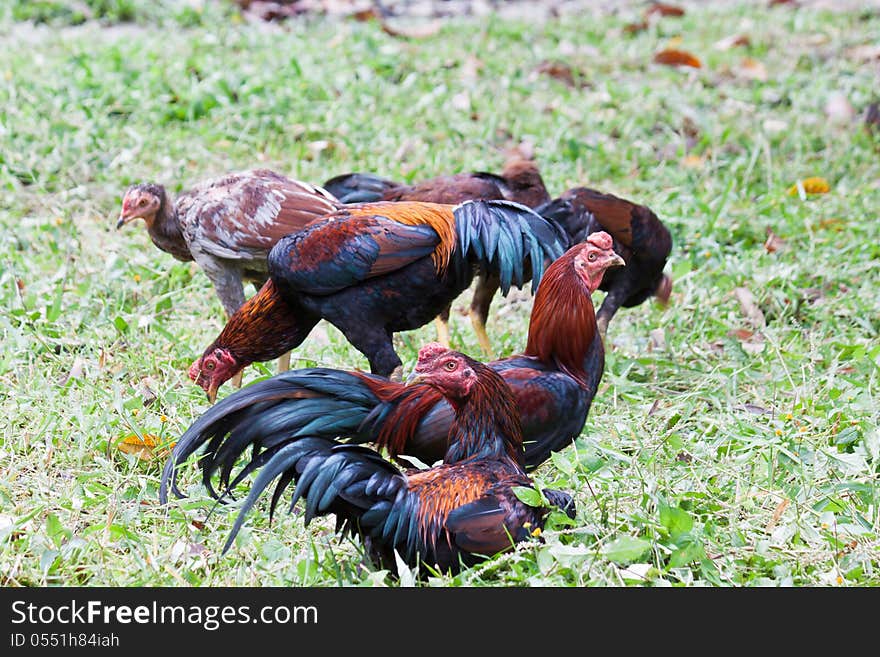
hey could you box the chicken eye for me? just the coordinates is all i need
[139,199,148,207]
[205,361,216,371]
[588,252,597,261]
[444,361,457,371]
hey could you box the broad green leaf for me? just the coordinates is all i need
[550,450,575,475]
[602,536,652,564]
[512,486,543,507]
[660,503,694,540]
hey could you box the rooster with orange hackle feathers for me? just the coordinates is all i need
[537,187,673,337]
[163,343,576,575]
[322,157,552,354]
[162,234,623,506]
[323,162,673,350]
[188,198,567,401]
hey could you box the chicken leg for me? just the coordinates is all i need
[434,312,451,348]
[469,273,497,358]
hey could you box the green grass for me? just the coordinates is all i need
[1,1,878,586]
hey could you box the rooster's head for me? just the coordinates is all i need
[189,348,242,403]
[573,232,625,292]
[117,183,165,229]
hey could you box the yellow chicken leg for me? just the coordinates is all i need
[469,308,494,359]
[231,370,243,389]
[434,316,451,348]
[277,351,291,374]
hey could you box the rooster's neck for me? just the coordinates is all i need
[444,368,524,466]
[216,279,307,365]
[523,254,600,386]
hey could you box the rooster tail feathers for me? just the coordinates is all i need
[220,438,412,557]
[535,197,592,246]
[321,173,400,204]
[452,200,567,294]
[159,368,382,505]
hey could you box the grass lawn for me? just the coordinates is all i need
[1,0,878,586]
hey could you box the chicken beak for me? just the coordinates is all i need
[607,253,625,269]
[405,372,424,386]
[116,213,133,230]
[206,385,219,404]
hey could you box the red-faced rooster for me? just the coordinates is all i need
[162,234,622,505]
[537,187,673,337]
[188,198,567,401]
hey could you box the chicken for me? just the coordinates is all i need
[162,234,622,499]
[161,343,575,576]
[188,198,567,401]
[536,187,673,337]
[117,168,340,375]
[322,158,552,354]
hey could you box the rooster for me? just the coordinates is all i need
[162,343,576,575]
[322,157,552,353]
[163,234,623,503]
[117,168,340,375]
[536,187,673,337]
[189,199,567,401]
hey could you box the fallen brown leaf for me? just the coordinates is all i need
[729,328,755,341]
[645,3,685,17]
[845,44,880,63]
[648,399,660,417]
[380,19,442,40]
[714,34,751,51]
[766,498,790,534]
[534,60,587,88]
[764,228,785,253]
[624,20,648,34]
[653,49,702,68]
[351,7,378,21]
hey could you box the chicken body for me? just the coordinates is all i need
[117,168,339,318]
[189,198,567,399]
[322,159,552,353]
[167,236,622,496]
[164,345,574,576]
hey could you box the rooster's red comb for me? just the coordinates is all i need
[417,342,451,362]
[586,231,613,250]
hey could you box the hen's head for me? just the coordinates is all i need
[407,343,480,402]
[572,232,625,291]
[189,347,242,403]
[117,183,165,229]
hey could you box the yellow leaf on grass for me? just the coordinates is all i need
[681,154,705,168]
[118,434,175,462]
[787,177,830,196]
